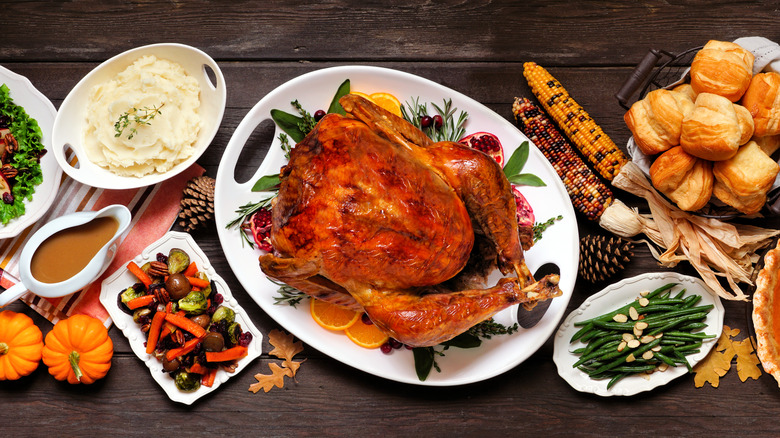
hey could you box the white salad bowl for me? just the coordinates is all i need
[52,43,226,190]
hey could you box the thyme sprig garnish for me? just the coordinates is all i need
[227,196,275,248]
[401,97,468,142]
[533,215,563,243]
[113,103,165,140]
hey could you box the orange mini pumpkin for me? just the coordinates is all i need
[42,314,113,384]
[0,310,44,380]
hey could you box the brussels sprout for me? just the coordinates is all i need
[226,322,243,347]
[120,285,145,304]
[211,306,236,325]
[133,308,152,324]
[174,371,201,392]
[178,291,208,315]
[167,248,190,274]
[196,272,212,297]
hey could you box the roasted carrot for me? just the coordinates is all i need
[183,262,198,277]
[127,295,155,310]
[202,368,217,387]
[189,362,207,375]
[186,276,211,289]
[165,338,201,362]
[164,313,207,339]
[127,261,153,287]
[205,346,248,363]
[145,311,166,354]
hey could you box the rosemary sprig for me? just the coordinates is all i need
[270,280,307,308]
[401,97,468,142]
[226,196,275,248]
[114,103,165,139]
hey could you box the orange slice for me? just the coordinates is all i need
[349,91,374,101]
[310,299,360,331]
[345,316,390,349]
[370,92,402,117]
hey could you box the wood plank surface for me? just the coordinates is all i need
[3,1,780,436]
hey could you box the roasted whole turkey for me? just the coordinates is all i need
[260,94,561,347]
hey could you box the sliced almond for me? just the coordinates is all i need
[633,326,643,337]
[658,363,669,372]
[617,341,627,352]
[640,290,650,297]
[642,351,654,360]
[622,333,635,342]
[629,306,639,320]
[651,345,662,352]
[626,353,636,363]
[635,321,649,330]
[655,333,664,339]
[627,339,640,349]
[640,335,655,344]
[613,313,628,323]
[638,297,650,307]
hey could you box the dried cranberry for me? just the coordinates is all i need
[212,293,224,305]
[313,109,326,121]
[238,331,253,347]
[156,252,168,264]
[433,114,443,129]
[2,192,13,204]
[420,115,433,128]
[380,342,392,354]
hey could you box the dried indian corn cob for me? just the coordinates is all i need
[523,62,628,181]
[513,97,613,221]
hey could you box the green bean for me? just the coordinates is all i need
[572,340,623,367]
[607,373,628,389]
[589,338,663,376]
[570,321,595,342]
[572,283,678,327]
[653,351,677,367]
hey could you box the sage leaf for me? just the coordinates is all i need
[271,109,306,143]
[507,173,546,187]
[413,347,435,381]
[442,332,482,349]
[327,79,351,115]
[503,141,530,178]
[251,174,280,192]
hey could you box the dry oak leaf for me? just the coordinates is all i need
[693,348,731,388]
[249,363,293,394]
[733,338,762,382]
[268,329,304,363]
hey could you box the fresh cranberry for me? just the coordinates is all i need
[420,115,433,128]
[433,115,443,129]
[314,109,326,121]
[361,313,373,325]
[389,338,403,349]
[380,342,392,354]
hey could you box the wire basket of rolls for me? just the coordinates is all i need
[616,39,780,219]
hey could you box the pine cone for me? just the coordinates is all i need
[178,175,215,232]
[579,235,634,283]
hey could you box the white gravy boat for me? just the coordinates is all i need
[0,204,131,307]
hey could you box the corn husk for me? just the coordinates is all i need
[600,161,779,301]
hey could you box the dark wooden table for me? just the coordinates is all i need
[4,1,780,435]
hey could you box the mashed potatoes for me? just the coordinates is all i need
[84,55,201,177]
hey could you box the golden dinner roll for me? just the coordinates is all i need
[690,40,754,102]
[752,134,780,156]
[712,140,780,214]
[672,83,698,102]
[650,146,713,211]
[680,93,744,161]
[741,72,780,136]
[734,103,755,145]
[624,89,694,155]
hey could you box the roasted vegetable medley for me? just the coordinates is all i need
[117,247,252,392]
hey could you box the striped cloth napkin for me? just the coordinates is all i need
[0,164,204,327]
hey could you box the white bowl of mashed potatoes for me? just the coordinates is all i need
[52,43,226,189]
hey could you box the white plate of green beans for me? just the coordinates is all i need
[553,272,724,396]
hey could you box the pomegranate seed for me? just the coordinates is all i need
[361,313,373,325]
[433,115,443,129]
[380,342,392,354]
[420,115,433,128]
[313,109,326,121]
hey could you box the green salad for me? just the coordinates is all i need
[0,83,46,224]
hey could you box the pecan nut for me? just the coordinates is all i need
[153,285,170,305]
[146,261,168,277]
[170,329,186,347]
[1,164,18,178]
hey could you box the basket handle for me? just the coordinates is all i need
[615,49,665,110]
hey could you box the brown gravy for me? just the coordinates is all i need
[30,216,119,284]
